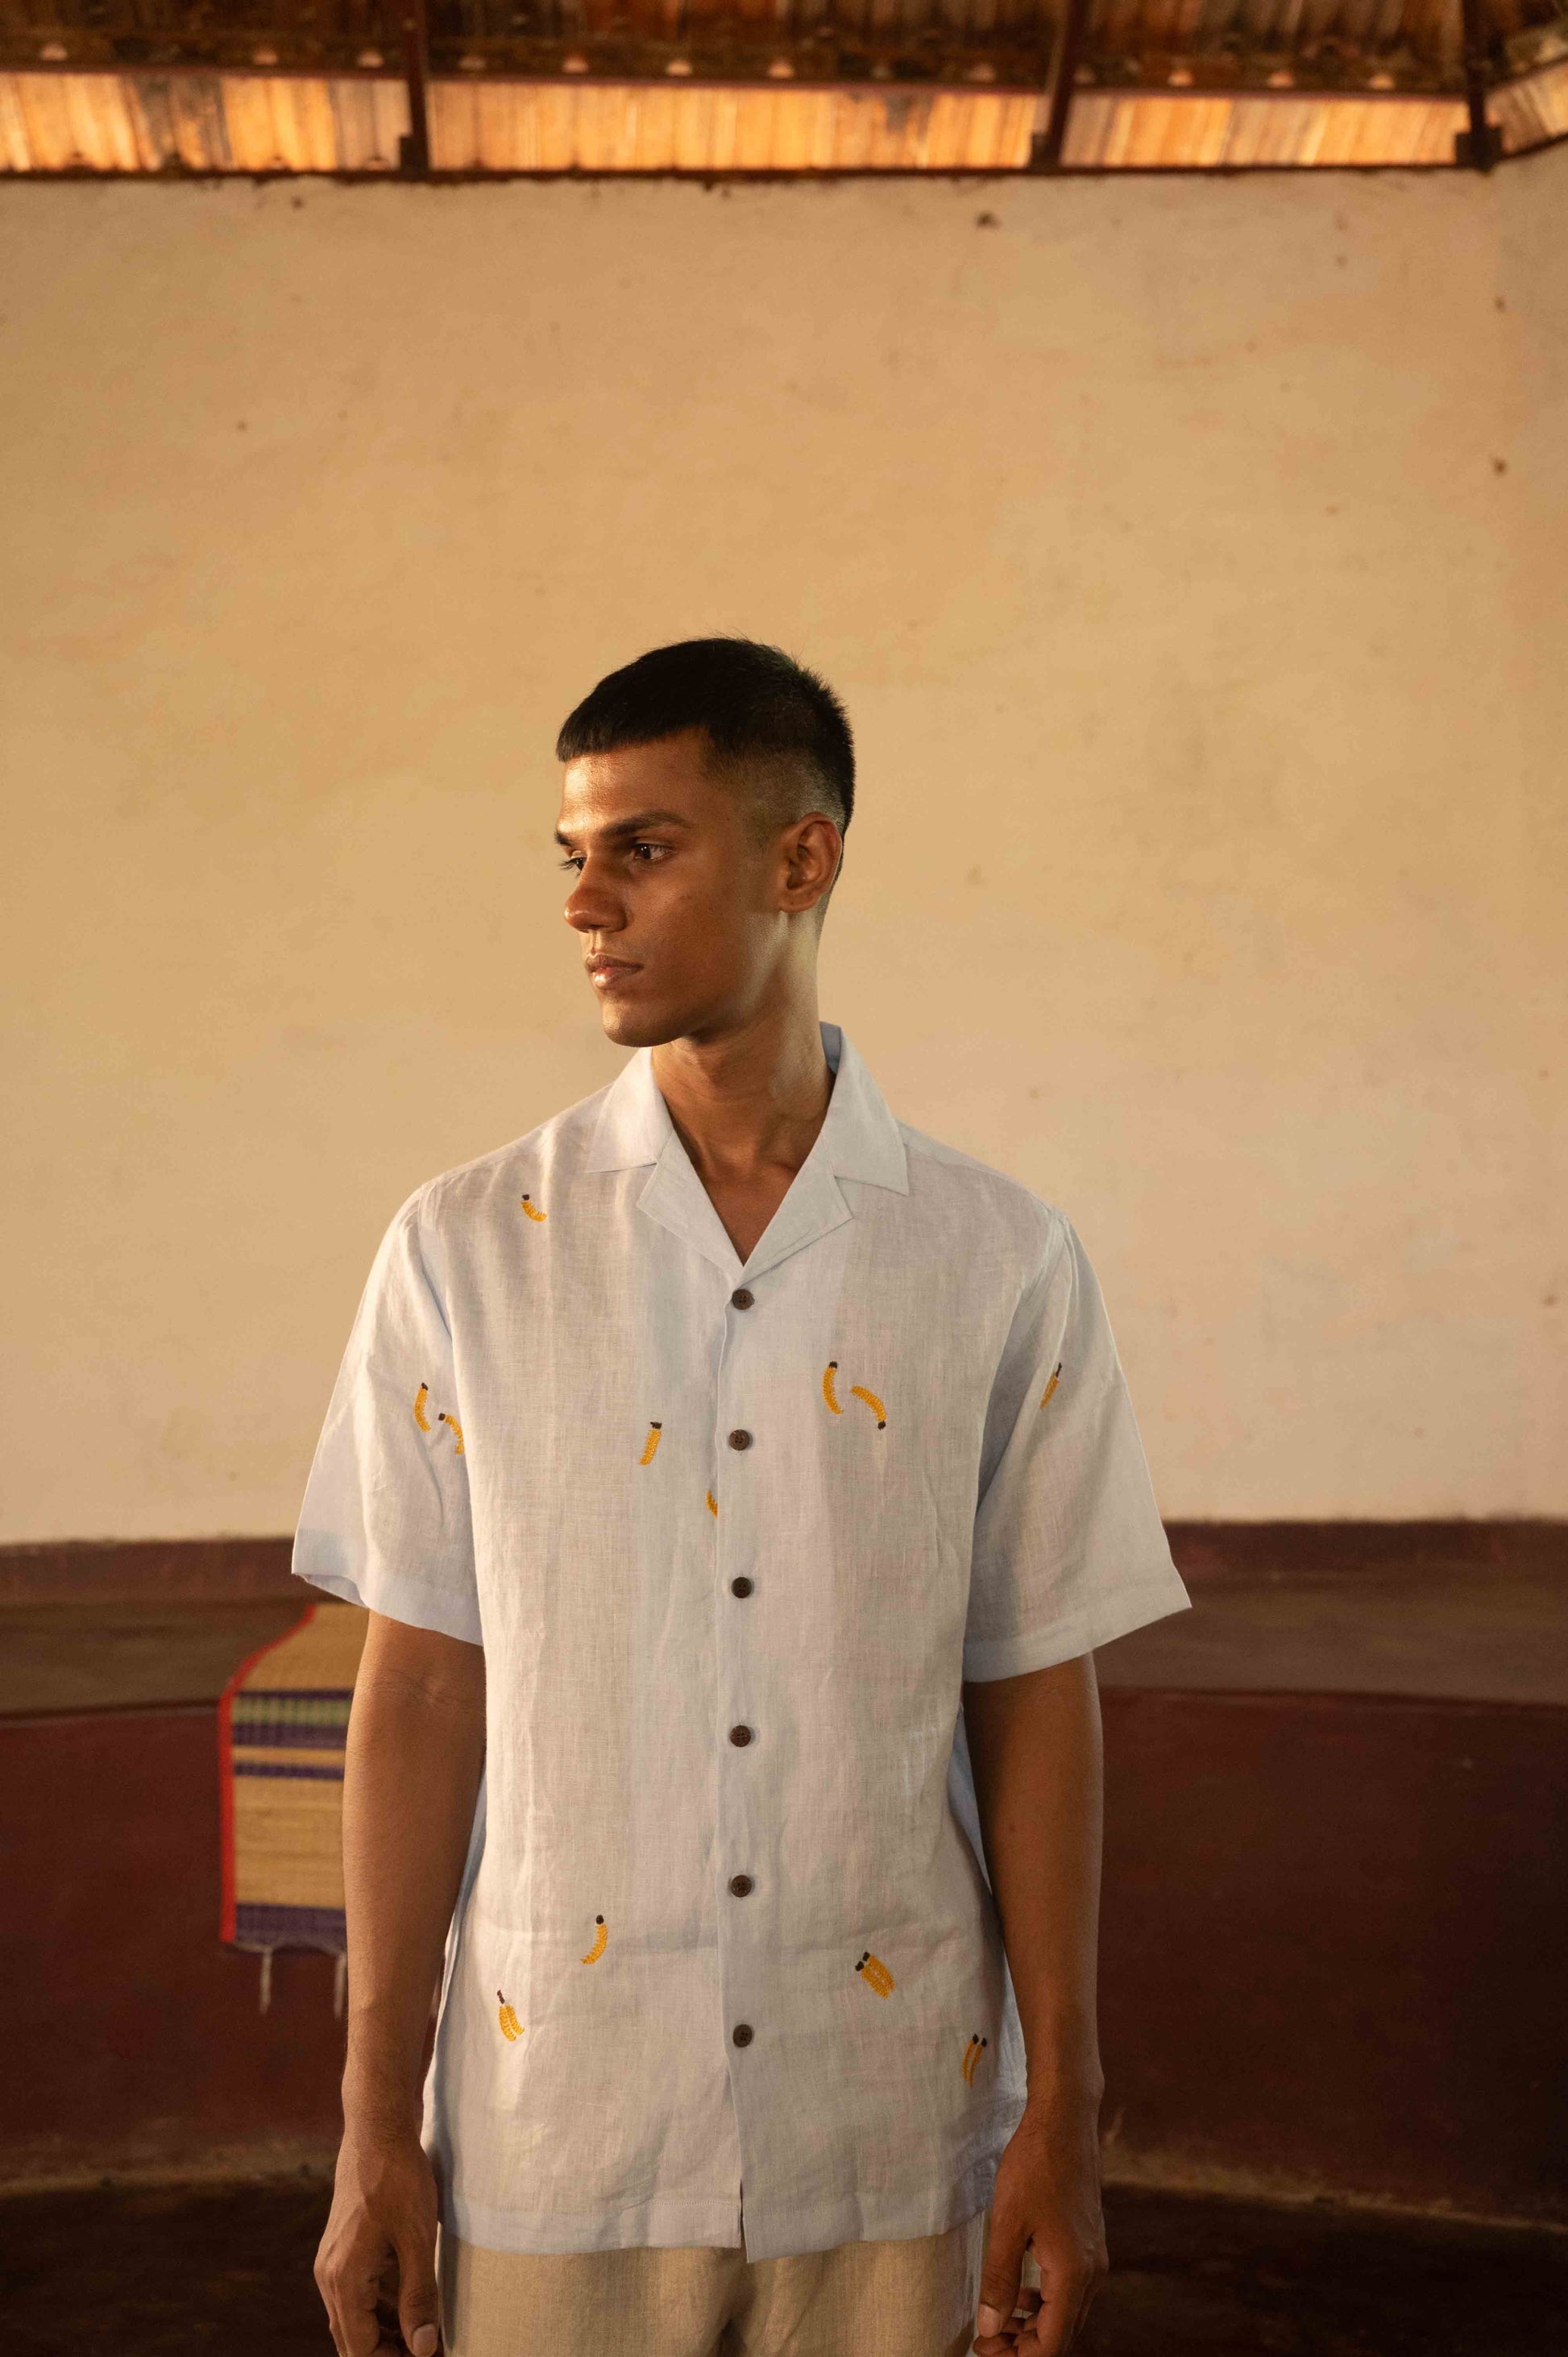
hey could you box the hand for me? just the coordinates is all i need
[315,2128,443,2356]
[973,2097,1108,2356]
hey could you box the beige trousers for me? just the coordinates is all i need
[439,2204,1030,2357]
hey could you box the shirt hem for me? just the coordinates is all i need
[448,2187,747,2257]
[444,2105,1021,2263]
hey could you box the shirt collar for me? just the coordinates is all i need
[585,1023,908,1284]
[585,1023,908,1195]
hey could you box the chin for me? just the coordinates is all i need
[597,998,686,1051]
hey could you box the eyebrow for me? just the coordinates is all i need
[554,809,695,847]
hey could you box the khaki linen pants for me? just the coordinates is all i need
[439,2204,1027,2357]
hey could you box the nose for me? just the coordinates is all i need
[564,861,623,938]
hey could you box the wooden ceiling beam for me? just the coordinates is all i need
[1457,0,1508,160]
[399,0,430,170]
[1031,0,1092,168]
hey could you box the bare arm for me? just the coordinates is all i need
[962,1652,1109,2357]
[315,1611,487,2357]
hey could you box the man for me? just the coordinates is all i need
[300,638,1190,2357]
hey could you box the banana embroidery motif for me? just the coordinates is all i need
[962,2033,989,2085]
[823,1362,888,1430]
[497,1991,525,2043]
[581,1914,608,1965]
[639,1422,662,1467]
[706,1491,719,1518]
[438,1410,465,1456]
[855,1950,895,1998]
[413,1383,432,1434]
[520,1193,547,1222]
[849,1384,887,1430]
[1040,1362,1062,1409]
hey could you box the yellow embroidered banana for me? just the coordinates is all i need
[961,2033,989,2085]
[823,1362,843,1415]
[413,1383,432,1433]
[706,1491,718,1517]
[521,1193,547,1222]
[854,1949,895,1998]
[497,1990,524,2042]
[639,1421,662,1467]
[581,1914,608,1965]
[438,1411,466,1456]
[849,1384,887,1430]
[1040,1362,1062,1409]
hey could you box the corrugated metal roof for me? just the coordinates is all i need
[4,0,1555,81]
[1083,0,1465,79]
[1064,85,1466,164]
[0,69,406,169]
[0,68,1041,165]
[1492,48,1568,140]
[1,0,1562,168]
[9,60,1550,165]
[430,77,1039,165]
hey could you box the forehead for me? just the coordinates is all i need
[556,730,739,837]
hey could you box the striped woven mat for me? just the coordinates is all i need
[218,1599,367,1965]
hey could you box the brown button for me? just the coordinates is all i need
[731,1288,754,1310]
[728,1724,753,1746]
[732,2023,754,2048]
[729,1874,753,1897]
[730,1576,753,1598]
[728,1428,753,1451]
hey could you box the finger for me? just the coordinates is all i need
[323,2293,381,2357]
[334,2265,394,2357]
[1063,2264,1106,2352]
[1025,2261,1093,2357]
[395,2230,442,2357]
[1002,2288,1043,2351]
[316,2266,363,2357]
[975,2214,1029,2347]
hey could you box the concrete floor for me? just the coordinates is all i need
[6,2176,1566,2355]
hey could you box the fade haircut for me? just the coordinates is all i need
[555,637,854,844]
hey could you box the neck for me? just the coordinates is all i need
[651,990,832,1188]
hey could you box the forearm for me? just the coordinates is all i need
[961,1651,1105,2106]
[340,1612,487,2141]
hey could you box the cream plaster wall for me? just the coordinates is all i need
[2,156,1563,1538]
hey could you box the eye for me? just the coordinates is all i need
[558,854,584,873]
[630,840,673,864]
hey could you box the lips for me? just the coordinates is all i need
[586,956,640,987]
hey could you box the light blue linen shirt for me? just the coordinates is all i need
[293,1023,1190,2263]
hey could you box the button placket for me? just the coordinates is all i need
[715,1273,765,2059]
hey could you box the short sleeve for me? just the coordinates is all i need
[962,1214,1190,1683]
[292,1189,483,1647]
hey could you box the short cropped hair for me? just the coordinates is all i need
[555,637,854,840]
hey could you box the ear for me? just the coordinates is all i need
[778,813,843,916]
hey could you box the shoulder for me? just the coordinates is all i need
[386,1081,616,1246]
[896,1122,1069,1284]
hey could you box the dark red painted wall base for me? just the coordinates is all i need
[3,1691,1565,2218]
[2,1710,346,2177]
[1097,1689,1567,2224]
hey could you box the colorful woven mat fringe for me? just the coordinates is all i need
[218,1600,367,1996]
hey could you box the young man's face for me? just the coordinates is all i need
[556,728,830,1049]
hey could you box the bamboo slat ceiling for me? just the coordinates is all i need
[1,0,1563,168]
